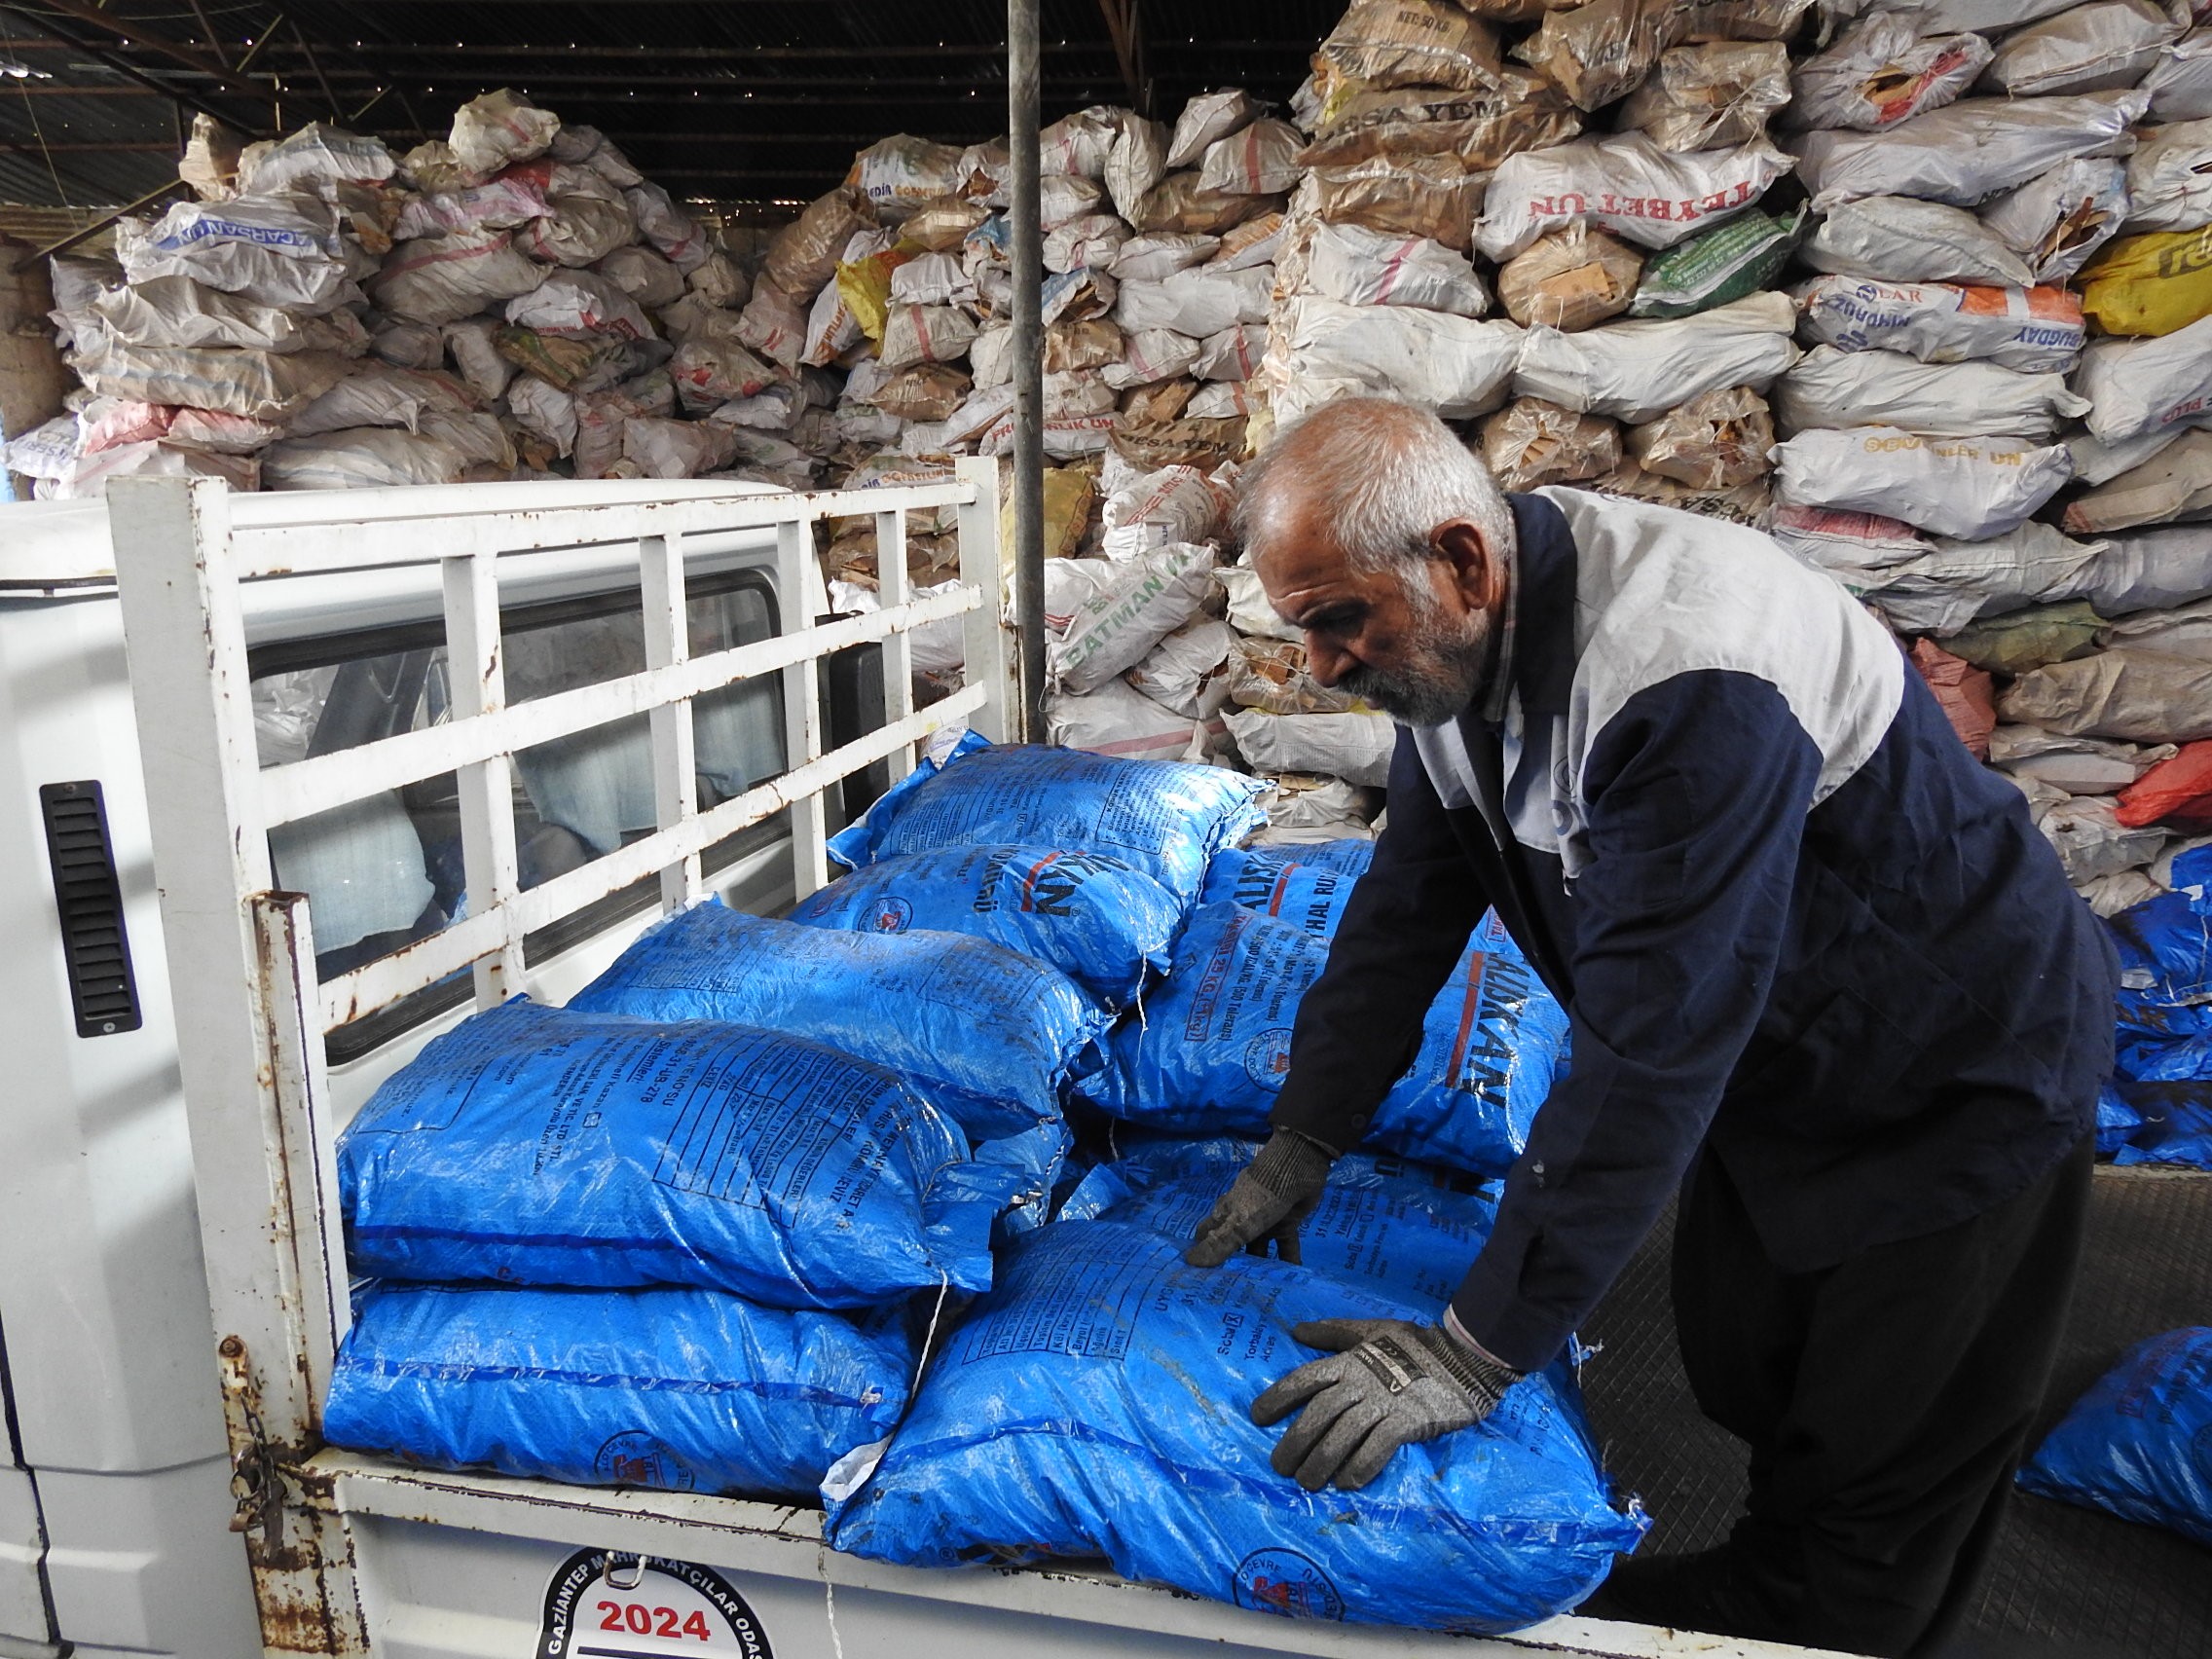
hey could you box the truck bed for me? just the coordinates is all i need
[1580,1165,2212,1659]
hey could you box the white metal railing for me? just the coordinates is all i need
[108,464,1010,1656]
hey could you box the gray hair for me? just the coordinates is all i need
[1234,396,1518,580]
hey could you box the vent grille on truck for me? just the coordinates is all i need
[39,781,142,1038]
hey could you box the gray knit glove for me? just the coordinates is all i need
[1251,1316,1524,1492]
[1183,1128,1336,1268]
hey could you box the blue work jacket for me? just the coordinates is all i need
[1271,487,2119,1372]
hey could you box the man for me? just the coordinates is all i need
[1185,397,2116,1658]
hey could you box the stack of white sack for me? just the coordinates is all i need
[1756,0,2212,915]
[819,91,1281,643]
[1255,0,1550,441]
[821,91,1281,489]
[30,11,2212,900]
[1033,449,1393,840]
[27,124,391,497]
[18,92,786,496]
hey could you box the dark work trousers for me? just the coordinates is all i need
[1672,1127,2096,1659]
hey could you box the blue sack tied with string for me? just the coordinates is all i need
[825,1222,1645,1632]
[791,844,1181,1009]
[2016,1326,2212,1547]
[827,732,1266,910]
[570,901,1099,1209]
[1084,905,1567,1177]
[339,999,1008,1306]
[1198,840,1376,938]
[2099,847,2212,1166]
[1061,1135,1497,1311]
[324,1281,913,1501]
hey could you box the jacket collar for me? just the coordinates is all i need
[1500,490,1578,720]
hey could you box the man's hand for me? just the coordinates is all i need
[1183,1129,1336,1268]
[1251,1316,1523,1492]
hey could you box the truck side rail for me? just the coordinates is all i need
[107,467,1008,1655]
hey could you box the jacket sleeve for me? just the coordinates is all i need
[1450,670,1824,1372]
[1270,727,1489,1153]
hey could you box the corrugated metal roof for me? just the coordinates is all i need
[0,0,1343,213]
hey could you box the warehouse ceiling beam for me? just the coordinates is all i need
[184,0,229,67]
[0,82,174,94]
[210,64,1119,90]
[234,38,1314,61]
[233,16,285,76]
[13,0,280,110]
[345,81,389,123]
[1097,0,1147,115]
[288,15,343,121]
[0,137,176,151]
[0,2,273,135]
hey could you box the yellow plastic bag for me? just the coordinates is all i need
[834,239,922,345]
[1001,464,1098,564]
[2080,227,2212,338]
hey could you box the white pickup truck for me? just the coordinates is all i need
[0,470,1856,1659]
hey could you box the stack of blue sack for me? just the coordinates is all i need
[568,898,1112,1229]
[1058,1132,1497,1308]
[325,1000,1014,1499]
[2099,844,2212,1168]
[777,728,1271,1214]
[325,724,1629,1629]
[2016,1327,2212,1548]
[796,736,1637,1628]
[326,733,1275,1502]
[1198,839,1377,938]
[1087,834,1568,1180]
[824,729,1268,913]
[826,1133,1648,1631]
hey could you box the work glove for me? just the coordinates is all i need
[1251,1316,1524,1492]
[1183,1128,1335,1268]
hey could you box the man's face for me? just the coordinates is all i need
[1253,496,1498,728]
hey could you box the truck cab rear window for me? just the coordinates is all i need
[246,572,786,1014]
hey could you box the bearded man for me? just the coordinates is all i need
[1185,396,2116,1658]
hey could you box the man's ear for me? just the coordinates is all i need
[1432,520,1500,613]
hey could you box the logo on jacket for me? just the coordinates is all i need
[1233,1548,1345,1620]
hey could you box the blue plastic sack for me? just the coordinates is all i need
[1085,905,1567,1177]
[825,1221,1645,1631]
[1061,1135,1498,1311]
[2107,890,2212,1081]
[1260,837,1381,875]
[2095,1084,2144,1158]
[339,999,1007,1306]
[1198,841,1376,939]
[791,844,1182,1009]
[570,900,1097,1204]
[2100,871,2212,1166]
[2110,1083,2212,1169]
[324,1281,912,1501]
[826,732,1266,910]
[2016,1326,2212,1548]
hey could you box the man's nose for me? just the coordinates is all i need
[1305,633,1349,687]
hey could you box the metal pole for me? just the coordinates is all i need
[1008,0,1047,743]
